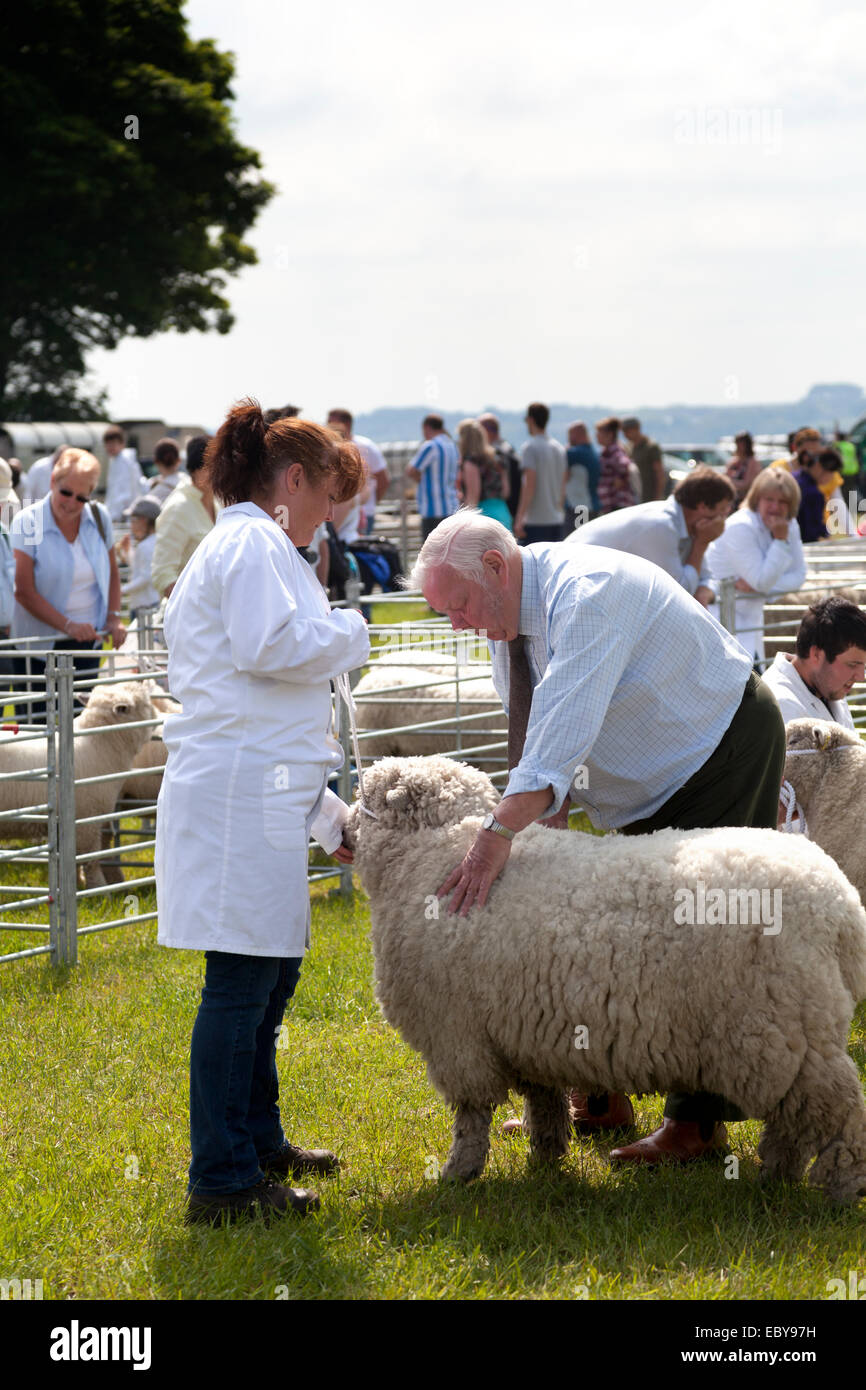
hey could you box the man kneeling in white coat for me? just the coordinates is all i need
[155,400,370,1228]
[762,595,866,729]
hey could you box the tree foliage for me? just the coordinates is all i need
[0,0,275,419]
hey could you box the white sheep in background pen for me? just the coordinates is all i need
[352,655,507,767]
[345,755,866,1204]
[0,681,158,889]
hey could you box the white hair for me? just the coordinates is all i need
[407,509,518,592]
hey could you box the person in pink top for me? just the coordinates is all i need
[596,417,636,513]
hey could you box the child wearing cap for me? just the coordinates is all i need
[120,496,161,618]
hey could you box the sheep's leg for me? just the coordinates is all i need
[806,1056,866,1205]
[759,1051,866,1203]
[522,1084,571,1164]
[83,861,108,889]
[99,821,124,884]
[441,1103,493,1183]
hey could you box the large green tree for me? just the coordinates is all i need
[0,0,275,419]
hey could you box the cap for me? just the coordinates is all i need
[124,495,162,521]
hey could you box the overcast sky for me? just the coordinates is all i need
[89,0,866,430]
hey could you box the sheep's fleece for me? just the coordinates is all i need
[345,756,866,1202]
[784,718,866,903]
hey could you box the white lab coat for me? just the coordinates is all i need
[761,651,855,729]
[705,508,806,665]
[155,502,370,957]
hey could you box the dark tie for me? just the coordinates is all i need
[508,634,533,770]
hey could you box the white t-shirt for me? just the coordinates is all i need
[354,435,388,523]
[336,495,362,544]
[65,537,101,624]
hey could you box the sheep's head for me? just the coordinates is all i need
[75,680,158,731]
[784,717,862,796]
[344,755,499,849]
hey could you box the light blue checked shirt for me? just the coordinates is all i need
[490,543,753,830]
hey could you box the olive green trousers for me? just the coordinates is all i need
[621,672,786,1131]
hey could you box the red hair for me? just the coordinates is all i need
[207,398,364,507]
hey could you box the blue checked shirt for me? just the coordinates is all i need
[490,543,753,829]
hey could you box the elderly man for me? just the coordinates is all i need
[762,595,866,727]
[568,467,735,604]
[412,511,785,1165]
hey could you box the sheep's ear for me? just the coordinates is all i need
[77,690,90,707]
[813,724,832,750]
[385,786,409,814]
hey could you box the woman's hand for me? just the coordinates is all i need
[65,620,98,642]
[771,520,790,541]
[107,618,127,649]
[437,830,512,917]
[734,578,757,593]
[333,843,354,865]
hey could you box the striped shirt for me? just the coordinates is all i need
[410,434,459,518]
[490,542,753,829]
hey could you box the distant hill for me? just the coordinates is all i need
[355,382,866,446]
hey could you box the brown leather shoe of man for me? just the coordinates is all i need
[609,1119,729,1165]
[570,1091,635,1135]
[263,1143,340,1180]
[185,1178,320,1227]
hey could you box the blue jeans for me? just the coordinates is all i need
[188,951,303,1194]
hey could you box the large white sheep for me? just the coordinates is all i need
[783,718,866,901]
[345,755,866,1204]
[353,658,507,768]
[0,681,158,888]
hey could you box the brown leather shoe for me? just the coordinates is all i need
[570,1091,635,1134]
[609,1119,729,1166]
[185,1178,320,1226]
[263,1142,340,1179]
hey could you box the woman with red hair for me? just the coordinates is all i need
[155,399,369,1227]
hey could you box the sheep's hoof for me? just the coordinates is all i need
[440,1163,483,1184]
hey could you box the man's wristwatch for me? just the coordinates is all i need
[481,813,515,841]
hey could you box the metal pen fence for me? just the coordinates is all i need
[3,533,866,969]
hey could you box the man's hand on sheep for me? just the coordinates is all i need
[438,829,513,916]
[438,786,557,915]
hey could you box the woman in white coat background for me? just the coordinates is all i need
[706,467,806,670]
[155,400,370,1227]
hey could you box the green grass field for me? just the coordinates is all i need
[2,865,865,1302]
[1,605,864,1302]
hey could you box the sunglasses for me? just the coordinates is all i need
[58,486,92,504]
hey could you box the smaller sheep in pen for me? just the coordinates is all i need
[345,755,866,1204]
[0,681,158,889]
[352,659,507,769]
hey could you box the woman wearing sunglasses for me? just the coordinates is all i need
[9,448,126,719]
